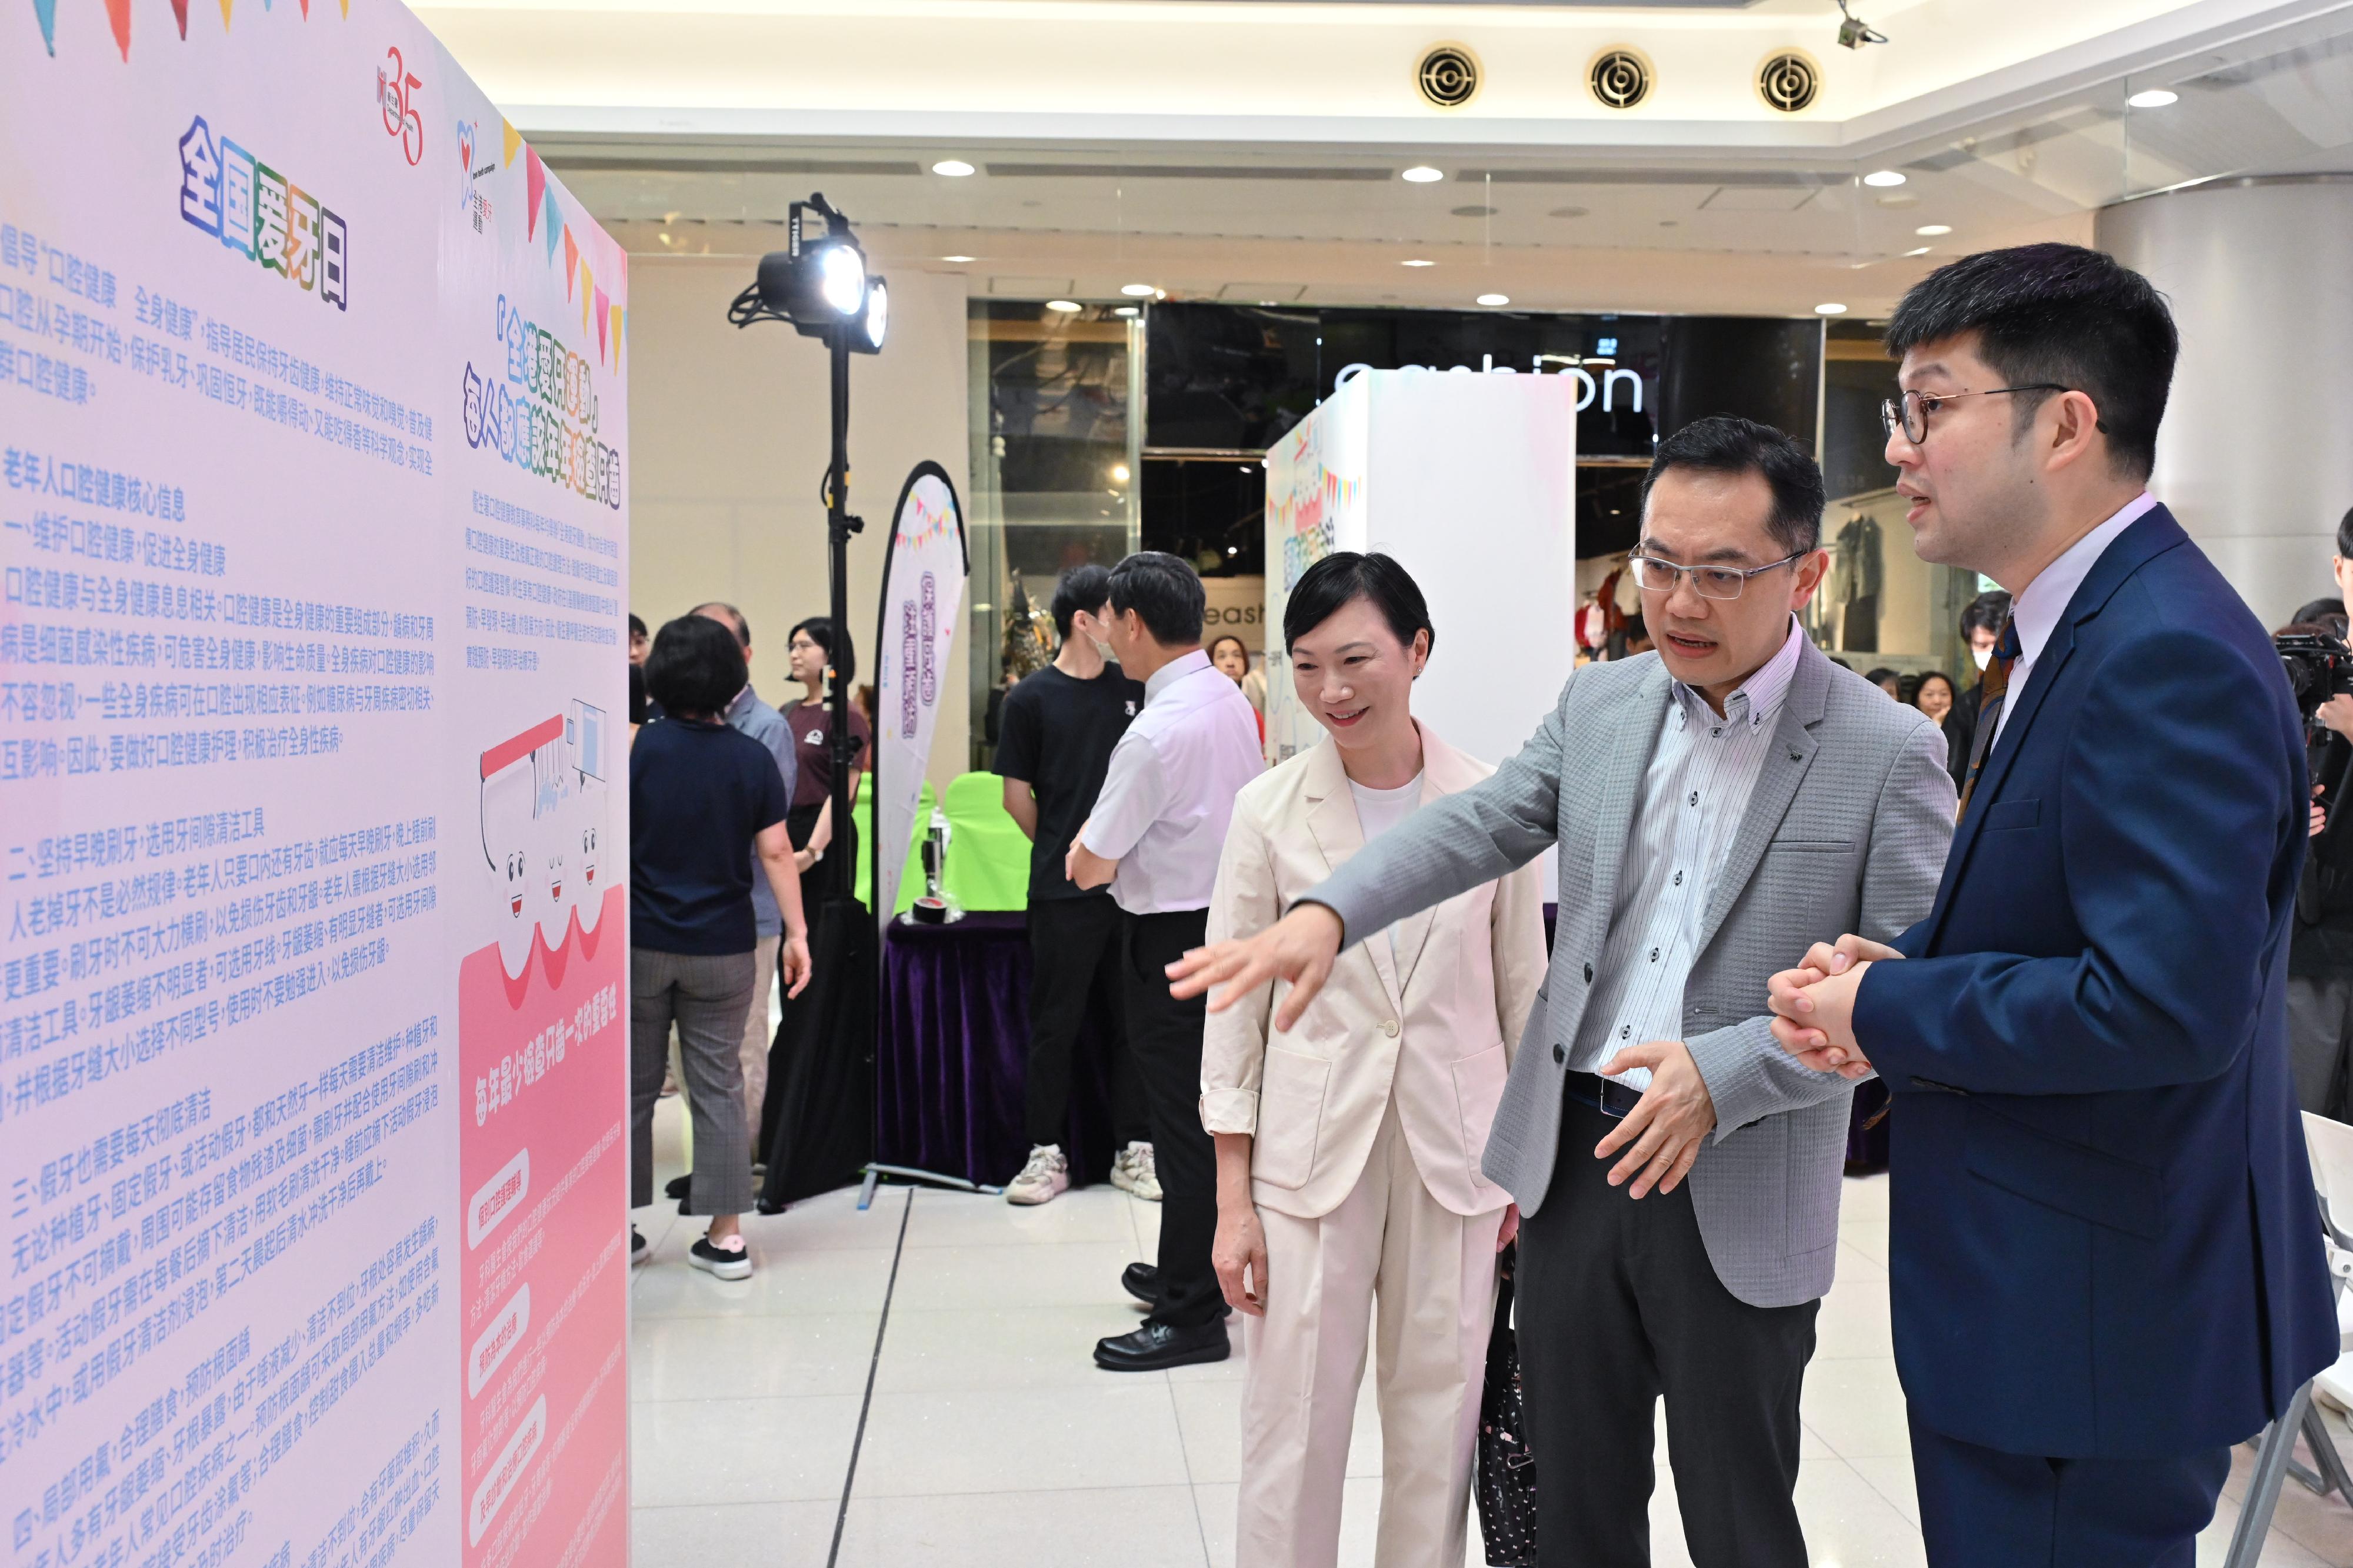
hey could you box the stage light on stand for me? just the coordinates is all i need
[857,276,888,353]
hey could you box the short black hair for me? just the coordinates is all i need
[692,600,751,649]
[1108,552,1206,646]
[1283,551,1435,660]
[2337,506,2353,561]
[628,613,648,640]
[789,616,856,688]
[1914,669,1958,705]
[1959,590,2012,639]
[1208,632,1250,661]
[1885,243,2178,482]
[645,614,746,719]
[2292,598,2348,639]
[1050,564,1114,640]
[1639,415,1825,556]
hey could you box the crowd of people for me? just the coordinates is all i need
[619,240,2342,1568]
[623,602,866,1280]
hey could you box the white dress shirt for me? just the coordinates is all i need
[1082,649,1264,915]
[1990,491,2158,753]
[1571,618,1805,1090]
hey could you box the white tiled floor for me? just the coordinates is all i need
[628,1102,2353,1567]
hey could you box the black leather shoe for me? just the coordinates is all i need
[1094,1319,1229,1372]
[665,1173,691,1202]
[1121,1262,1161,1306]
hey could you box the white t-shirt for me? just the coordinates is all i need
[1348,773,1424,964]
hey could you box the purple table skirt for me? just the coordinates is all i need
[876,912,1124,1189]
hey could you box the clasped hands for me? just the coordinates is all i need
[1764,935,1904,1077]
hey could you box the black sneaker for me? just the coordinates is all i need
[631,1229,648,1267]
[665,1173,691,1202]
[688,1234,752,1282]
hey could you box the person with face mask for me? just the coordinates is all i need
[996,565,1158,1205]
[1941,590,2011,789]
[1201,551,1547,1567]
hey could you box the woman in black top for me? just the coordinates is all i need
[632,616,811,1279]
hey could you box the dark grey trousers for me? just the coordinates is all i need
[2288,969,2353,1118]
[631,946,756,1216]
[1517,1095,1819,1568]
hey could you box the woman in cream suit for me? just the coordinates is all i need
[1201,552,1548,1567]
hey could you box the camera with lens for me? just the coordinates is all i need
[2278,629,2353,729]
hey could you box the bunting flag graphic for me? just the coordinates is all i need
[562,229,578,299]
[103,0,129,56]
[541,188,560,260]
[502,120,522,168]
[610,304,625,372]
[525,148,546,241]
[581,269,594,336]
[299,0,308,16]
[32,0,58,54]
[169,0,187,38]
[218,0,231,28]
[594,288,609,360]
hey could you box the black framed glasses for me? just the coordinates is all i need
[1880,385,2068,445]
[1628,550,1805,601]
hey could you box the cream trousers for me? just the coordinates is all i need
[1237,1099,1504,1568]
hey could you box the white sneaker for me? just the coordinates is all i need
[1111,1142,1162,1203]
[1005,1145,1070,1206]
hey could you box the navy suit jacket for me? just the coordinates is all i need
[1854,506,2338,1459]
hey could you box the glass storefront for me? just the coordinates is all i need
[965,299,1979,764]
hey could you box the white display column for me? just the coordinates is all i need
[2097,176,2353,629]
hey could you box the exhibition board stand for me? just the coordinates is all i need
[1264,368,1579,772]
[3,9,631,1566]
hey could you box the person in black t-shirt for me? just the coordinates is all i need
[995,565,1155,1206]
[631,616,811,1281]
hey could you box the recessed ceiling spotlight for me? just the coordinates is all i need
[1904,246,1932,256]
[1477,292,1510,307]
[1815,302,1850,315]
[1112,305,1140,318]
[1862,169,1907,188]
[932,159,975,178]
[1549,206,1591,219]
[1401,259,1436,268]
[1117,283,1155,298]
[1913,225,1951,237]
[1451,205,1498,218]
[1402,165,1445,184]
[1045,299,1082,313]
[941,255,975,263]
[2128,88,2180,108]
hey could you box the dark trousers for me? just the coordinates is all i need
[1518,1096,1818,1568]
[1909,1411,2228,1568]
[2287,968,2353,1119]
[1024,895,1147,1149]
[1124,908,1218,1330]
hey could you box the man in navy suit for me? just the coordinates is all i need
[1765,243,2338,1566]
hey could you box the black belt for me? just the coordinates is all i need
[1563,1070,1643,1120]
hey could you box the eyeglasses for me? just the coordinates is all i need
[1628,550,1805,601]
[1879,385,2068,445]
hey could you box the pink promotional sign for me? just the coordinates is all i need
[0,6,629,1566]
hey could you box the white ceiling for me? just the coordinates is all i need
[412,0,2353,315]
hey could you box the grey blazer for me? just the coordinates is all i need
[1309,638,1955,1307]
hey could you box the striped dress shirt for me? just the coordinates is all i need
[1569,619,1805,1090]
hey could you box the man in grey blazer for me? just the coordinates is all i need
[1172,416,1955,1567]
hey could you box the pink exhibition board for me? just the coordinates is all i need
[0,5,630,1565]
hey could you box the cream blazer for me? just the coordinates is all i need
[1200,725,1550,1220]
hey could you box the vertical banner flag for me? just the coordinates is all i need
[871,462,969,927]
[1,7,630,1568]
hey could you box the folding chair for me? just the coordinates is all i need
[2223,1112,2353,1567]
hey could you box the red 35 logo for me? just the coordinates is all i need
[377,46,423,166]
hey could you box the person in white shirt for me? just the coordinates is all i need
[1202,552,1547,1567]
[1068,552,1264,1372]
